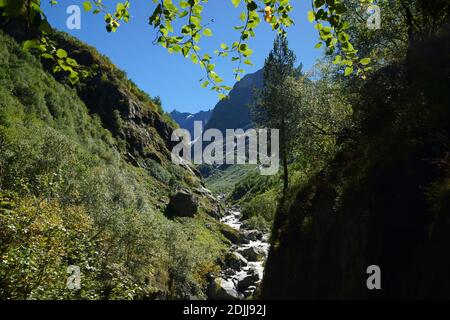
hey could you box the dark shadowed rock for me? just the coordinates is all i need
[223,268,237,278]
[165,191,198,218]
[240,230,262,242]
[237,270,260,291]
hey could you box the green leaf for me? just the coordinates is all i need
[56,49,68,59]
[232,0,241,8]
[41,53,54,60]
[83,1,93,12]
[308,11,315,23]
[344,66,353,76]
[203,28,213,37]
[23,39,39,52]
[360,58,371,65]
[333,55,342,64]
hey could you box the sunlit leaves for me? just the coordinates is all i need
[308,10,315,23]
[307,0,375,76]
[360,57,371,65]
[83,1,93,12]
[203,28,212,37]
[344,66,353,76]
[23,36,92,85]
[5,0,372,89]
[56,48,67,59]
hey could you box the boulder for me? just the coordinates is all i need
[165,190,198,218]
[224,252,248,270]
[238,246,266,262]
[237,270,260,291]
[220,225,240,244]
[208,278,241,300]
[239,230,261,242]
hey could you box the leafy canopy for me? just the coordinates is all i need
[0,0,375,96]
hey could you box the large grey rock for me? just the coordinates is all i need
[238,246,266,262]
[224,251,248,270]
[220,225,240,244]
[165,190,198,218]
[208,278,241,300]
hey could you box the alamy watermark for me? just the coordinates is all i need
[63,3,380,31]
[66,265,81,290]
[366,5,381,30]
[366,265,381,290]
[171,121,279,175]
[66,5,82,30]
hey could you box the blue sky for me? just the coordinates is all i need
[42,1,321,113]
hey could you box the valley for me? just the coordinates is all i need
[1,0,449,301]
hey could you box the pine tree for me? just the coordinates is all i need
[255,34,297,193]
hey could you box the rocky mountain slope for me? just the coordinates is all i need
[0,19,231,299]
[205,68,263,133]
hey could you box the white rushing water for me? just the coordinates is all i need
[217,207,270,299]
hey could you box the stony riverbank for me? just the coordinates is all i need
[208,206,269,300]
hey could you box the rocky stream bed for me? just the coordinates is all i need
[208,206,270,300]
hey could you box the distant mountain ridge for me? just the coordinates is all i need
[205,68,264,133]
[170,109,212,137]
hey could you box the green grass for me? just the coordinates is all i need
[205,164,258,195]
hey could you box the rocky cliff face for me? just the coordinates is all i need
[262,35,450,299]
[51,33,177,167]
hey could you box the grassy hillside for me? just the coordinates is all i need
[0,29,229,300]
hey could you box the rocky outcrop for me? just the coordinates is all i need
[165,190,199,218]
[224,252,248,270]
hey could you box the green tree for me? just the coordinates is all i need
[255,34,296,193]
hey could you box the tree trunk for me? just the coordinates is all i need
[280,115,288,194]
[283,155,288,192]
